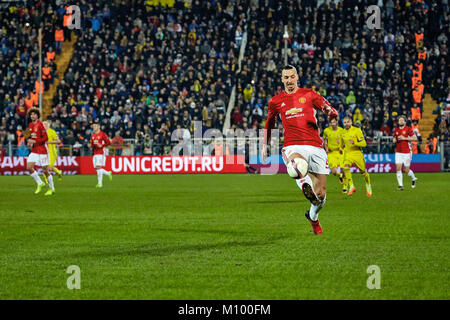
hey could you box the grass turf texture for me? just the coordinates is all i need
[0,173,448,300]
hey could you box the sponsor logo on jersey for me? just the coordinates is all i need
[285,107,303,116]
[281,102,286,107]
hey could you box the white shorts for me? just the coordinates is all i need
[282,145,330,175]
[93,154,106,168]
[27,152,50,167]
[395,152,412,167]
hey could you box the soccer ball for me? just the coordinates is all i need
[287,157,308,179]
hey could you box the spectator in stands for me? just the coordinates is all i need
[111,130,124,156]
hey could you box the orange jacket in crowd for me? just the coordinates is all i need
[412,76,420,88]
[412,88,423,103]
[16,130,25,146]
[415,32,424,45]
[412,140,419,154]
[24,96,33,109]
[424,137,438,154]
[42,66,52,79]
[417,83,424,95]
[55,29,64,41]
[414,62,423,75]
[63,8,72,27]
[46,51,55,63]
[412,68,422,80]
[30,91,38,106]
[35,80,44,95]
[411,107,421,121]
[418,51,426,60]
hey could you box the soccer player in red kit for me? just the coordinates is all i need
[26,108,55,195]
[262,65,338,234]
[89,123,112,188]
[393,115,418,190]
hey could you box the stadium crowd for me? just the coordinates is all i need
[0,0,448,157]
[236,0,449,153]
[0,0,247,155]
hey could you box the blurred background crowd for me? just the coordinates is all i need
[0,0,448,157]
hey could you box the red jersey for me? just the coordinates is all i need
[394,126,414,153]
[265,88,337,148]
[90,131,111,155]
[28,120,48,154]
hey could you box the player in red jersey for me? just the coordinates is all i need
[393,115,418,190]
[89,123,112,188]
[26,108,55,195]
[263,65,338,235]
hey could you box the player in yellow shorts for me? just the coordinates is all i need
[43,120,63,183]
[323,117,347,193]
[341,116,372,197]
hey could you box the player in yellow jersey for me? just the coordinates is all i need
[323,118,346,193]
[43,120,63,187]
[341,116,372,197]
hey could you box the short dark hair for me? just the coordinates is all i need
[282,65,297,73]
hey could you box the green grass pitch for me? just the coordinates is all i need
[0,173,448,299]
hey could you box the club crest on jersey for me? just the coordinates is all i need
[299,97,306,104]
[285,107,303,116]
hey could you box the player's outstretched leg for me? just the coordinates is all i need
[54,167,63,181]
[341,170,348,193]
[96,168,103,188]
[284,150,326,234]
[356,160,372,197]
[396,170,404,190]
[337,169,347,193]
[44,176,55,195]
[28,163,45,194]
[404,166,418,188]
[296,176,321,206]
[338,171,344,185]
[96,168,112,188]
[304,173,327,235]
[42,172,48,185]
[100,168,112,182]
[344,165,355,195]
[44,167,55,196]
[286,152,320,205]
[362,170,372,197]
[396,163,404,190]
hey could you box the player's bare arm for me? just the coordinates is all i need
[398,134,417,141]
[262,100,278,163]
